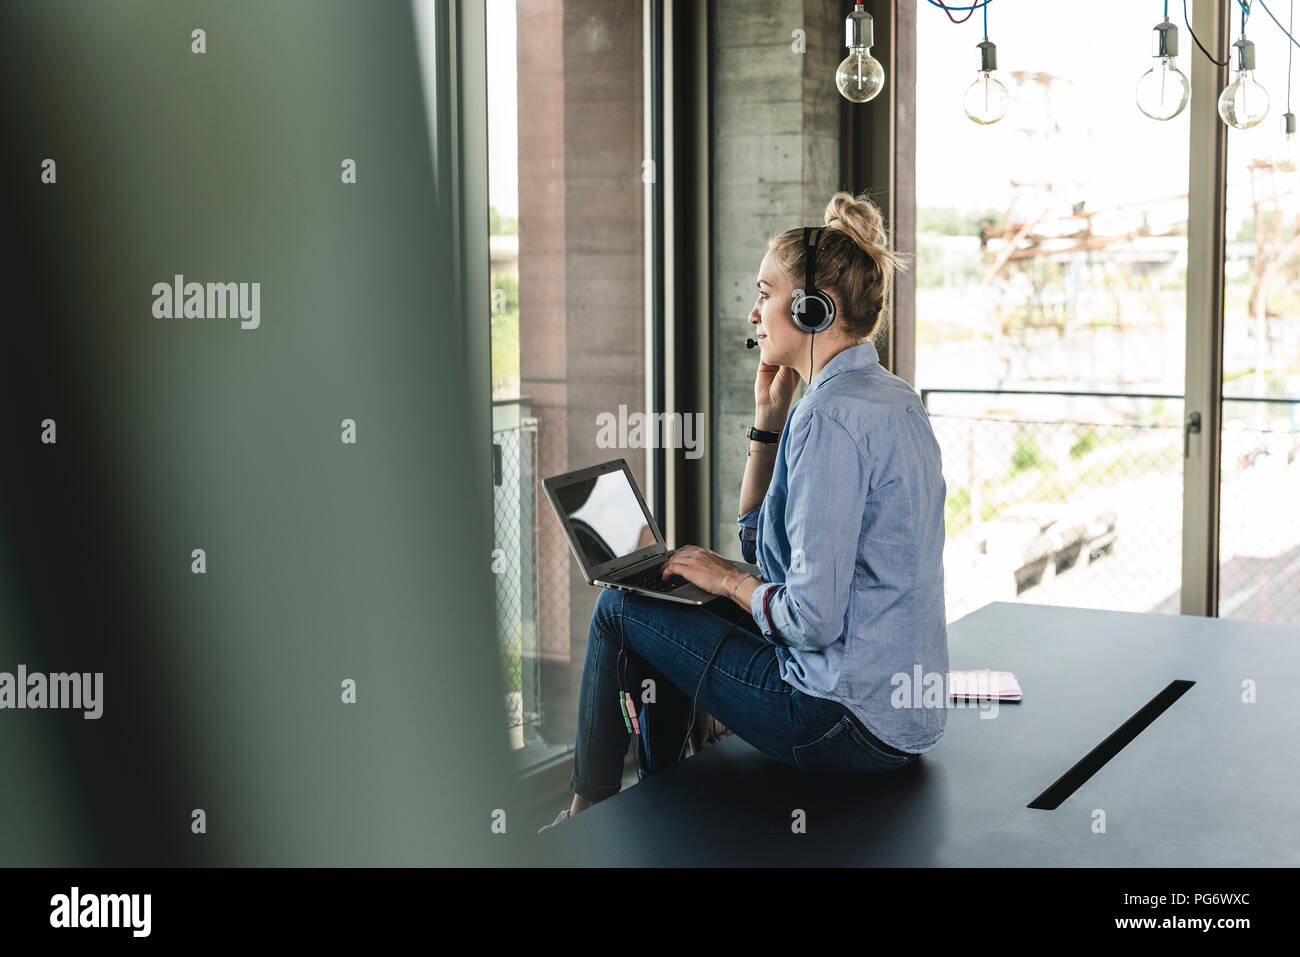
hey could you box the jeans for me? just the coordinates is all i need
[570,587,919,801]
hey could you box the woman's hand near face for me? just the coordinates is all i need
[741,351,794,516]
[662,545,747,598]
[755,359,799,431]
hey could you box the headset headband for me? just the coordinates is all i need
[804,226,820,298]
[792,226,835,334]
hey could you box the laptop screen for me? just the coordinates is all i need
[551,467,659,570]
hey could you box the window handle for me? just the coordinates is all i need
[1184,411,1201,459]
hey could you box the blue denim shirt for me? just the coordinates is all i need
[737,340,949,753]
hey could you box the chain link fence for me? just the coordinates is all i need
[925,391,1300,625]
[1219,398,1300,624]
[492,399,541,749]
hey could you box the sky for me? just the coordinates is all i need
[485,1,1300,222]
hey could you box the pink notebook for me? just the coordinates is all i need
[948,670,1022,701]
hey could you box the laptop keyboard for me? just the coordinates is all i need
[620,561,690,593]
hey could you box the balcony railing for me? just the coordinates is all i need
[920,389,1300,625]
[491,397,540,750]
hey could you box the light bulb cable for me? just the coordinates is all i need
[1259,1,1300,53]
[927,1,992,28]
[930,1,979,25]
[1183,0,1230,67]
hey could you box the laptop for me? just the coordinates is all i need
[543,458,760,605]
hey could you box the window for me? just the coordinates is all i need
[486,0,653,769]
[917,0,1190,621]
[1219,5,1300,624]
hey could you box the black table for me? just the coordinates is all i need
[540,601,1300,866]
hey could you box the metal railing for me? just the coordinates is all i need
[920,389,1300,625]
[492,398,541,748]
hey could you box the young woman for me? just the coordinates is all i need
[540,191,949,831]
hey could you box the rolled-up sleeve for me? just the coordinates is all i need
[737,504,760,565]
[749,410,868,651]
[749,579,782,646]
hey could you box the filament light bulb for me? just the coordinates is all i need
[836,3,884,103]
[1135,18,1190,120]
[1218,37,1270,129]
[964,39,1009,125]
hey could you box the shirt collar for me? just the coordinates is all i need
[805,339,879,396]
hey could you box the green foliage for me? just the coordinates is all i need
[490,205,519,236]
[1011,438,1046,474]
[503,634,522,695]
[492,272,519,311]
[945,486,972,536]
[918,205,1001,236]
[490,270,520,392]
[916,237,985,289]
[1069,430,1097,459]
[913,206,1001,289]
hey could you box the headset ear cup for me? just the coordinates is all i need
[790,291,810,332]
[812,293,835,332]
[793,292,834,333]
[794,225,835,333]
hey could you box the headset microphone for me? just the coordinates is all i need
[745,338,758,349]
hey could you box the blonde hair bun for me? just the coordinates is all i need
[764,191,910,339]
[823,190,890,257]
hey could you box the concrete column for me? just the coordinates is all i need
[711,0,843,550]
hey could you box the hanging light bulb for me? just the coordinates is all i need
[1277,113,1298,172]
[963,39,1009,125]
[1135,17,1190,120]
[836,2,884,103]
[1218,36,1270,129]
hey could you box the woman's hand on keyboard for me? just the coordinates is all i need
[661,545,743,598]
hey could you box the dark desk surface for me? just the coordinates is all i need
[540,601,1300,866]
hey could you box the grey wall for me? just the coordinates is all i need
[710,0,844,551]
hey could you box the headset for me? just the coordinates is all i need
[790,226,836,334]
[744,225,837,350]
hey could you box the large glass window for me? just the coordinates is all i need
[486,0,649,768]
[917,0,1190,622]
[1220,4,1300,624]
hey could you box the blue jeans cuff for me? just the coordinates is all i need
[570,769,620,803]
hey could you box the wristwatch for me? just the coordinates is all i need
[746,425,780,445]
